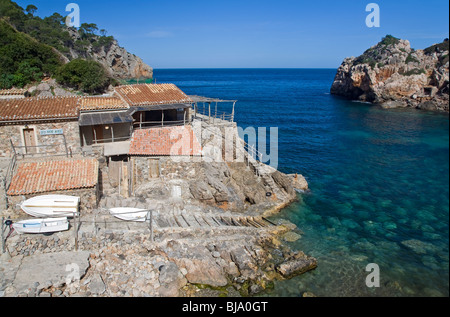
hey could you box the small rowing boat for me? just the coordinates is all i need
[109,208,149,222]
[20,195,80,218]
[12,217,69,234]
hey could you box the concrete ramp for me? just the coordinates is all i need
[6,251,90,296]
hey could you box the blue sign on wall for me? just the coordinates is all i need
[40,129,64,136]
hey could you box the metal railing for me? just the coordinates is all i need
[194,108,234,123]
[1,209,156,254]
[133,120,189,130]
[201,125,264,178]
[89,136,131,145]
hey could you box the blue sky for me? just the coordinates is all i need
[14,0,450,68]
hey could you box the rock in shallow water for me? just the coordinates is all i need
[282,231,302,242]
[276,256,317,278]
[401,239,439,254]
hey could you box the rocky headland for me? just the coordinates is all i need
[331,36,449,112]
[64,28,153,80]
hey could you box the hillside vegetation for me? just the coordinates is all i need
[0,0,131,93]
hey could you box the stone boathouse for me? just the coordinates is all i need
[0,83,238,210]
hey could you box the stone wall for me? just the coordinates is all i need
[0,120,81,158]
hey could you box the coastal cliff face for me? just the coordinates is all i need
[66,28,153,80]
[331,36,449,112]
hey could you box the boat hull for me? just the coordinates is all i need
[12,217,69,234]
[20,195,80,218]
[109,208,148,222]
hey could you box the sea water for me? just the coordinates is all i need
[154,68,449,297]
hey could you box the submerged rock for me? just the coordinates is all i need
[401,239,439,254]
[281,231,302,242]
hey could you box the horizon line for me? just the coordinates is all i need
[153,67,339,70]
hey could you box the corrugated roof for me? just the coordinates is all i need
[129,126,202,156]
[0,97,80,122]
[79,111,133,126]
[7,158,99,196]
[114,84,193,106]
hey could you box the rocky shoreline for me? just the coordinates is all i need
[0,119,317,297]
[0,181,316,298]
[331,36,449,112]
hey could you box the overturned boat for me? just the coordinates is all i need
[109,208,149,222]
[20,195,80,218]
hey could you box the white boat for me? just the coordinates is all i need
[12,217,69,234]
[20,195,80,218]
[109,208,149,222]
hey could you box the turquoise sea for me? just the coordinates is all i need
[154,69,449,297]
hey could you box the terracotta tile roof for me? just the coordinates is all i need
[0,96,79,122]
[129,125,202,156]
[7,158,99,196]
[0,84,192,123]
[78,96,128,111]
[0,88,27,96]
[114,84,193,106]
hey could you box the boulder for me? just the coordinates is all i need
[174,257,228,288]
[206,176,230,203]
[288,173,309,191]
[88,273,106,295]
[230,248,259,280]
[276,255,317,278]
[271,171,295,196]
[189,180,214,201]
[158,262,187,297]
[36,82,50,91]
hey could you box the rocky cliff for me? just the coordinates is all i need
[65,28,153,80]
[0,0,153,82]
[331,36,449,112]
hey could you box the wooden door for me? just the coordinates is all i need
[23,128,36,154]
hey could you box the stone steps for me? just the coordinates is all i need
[153,213,273,230]
[97,193,274,232]
[92,208,273,233]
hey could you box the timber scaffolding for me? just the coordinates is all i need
[189,95,237,124]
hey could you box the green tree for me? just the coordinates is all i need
[56,58,111,94]
[25,4,37,16]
